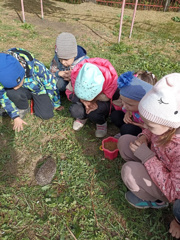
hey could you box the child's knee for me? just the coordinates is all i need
[35,111,54,120]
[69,103,85,119]
[121,162,140,192]
[118,134,135,153]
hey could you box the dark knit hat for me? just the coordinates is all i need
[55,32,77,59]
[118,71,153,101]
[0,53,25,88]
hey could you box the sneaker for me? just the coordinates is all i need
[18,108,30,119]
[125,191,169,209]
[73,118,87,131]
[95,122,107,138]
[114,132,121,139]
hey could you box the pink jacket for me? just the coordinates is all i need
[134,128,180,202]
[66,58,118,101]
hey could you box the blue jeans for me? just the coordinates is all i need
[173,200,180,222]
[56,77,68,92]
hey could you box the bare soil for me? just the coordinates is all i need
[104,141,118,151]
[1,0,178,44]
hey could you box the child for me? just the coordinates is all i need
[50,32,89,92]
[66,58,118,138]
[134,70,157,85]
[0,48,62,132]
[111,71,155,137]
[118,73,180,236]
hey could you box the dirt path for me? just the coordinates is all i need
[1,0,178,45]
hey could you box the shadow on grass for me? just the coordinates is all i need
[3,0,66,15]
[0,116,17,186]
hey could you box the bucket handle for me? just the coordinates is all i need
[99,145,103,151]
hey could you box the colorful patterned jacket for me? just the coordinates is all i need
[0,48,61,119]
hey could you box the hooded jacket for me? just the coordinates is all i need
[66,57,118,102]
[134,128,180,202]
[50,45,89,80]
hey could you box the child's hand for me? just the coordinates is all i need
[136,135,148,145]
[58,70,71,81]
[80,99,98,114]
[123,111,133,124]
[129,135,148,152]
[129,141,141,153]
[54,106,64,111]
[169,219,180,239]
[13,117,27,132]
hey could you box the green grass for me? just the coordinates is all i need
[0,2,180,239]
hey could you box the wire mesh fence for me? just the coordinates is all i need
[64,0,180,11]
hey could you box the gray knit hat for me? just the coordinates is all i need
[55,32,77,59]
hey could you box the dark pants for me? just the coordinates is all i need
[6,88,54,120]
[110,109,142,136]
[56,78,68,92]
[173,200,180,222]
[69,94,110,125]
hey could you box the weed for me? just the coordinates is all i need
[59,18,66,22]
[21,23,34,31]
[172,16,180,22]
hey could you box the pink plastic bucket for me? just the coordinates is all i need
[102,137,119,160]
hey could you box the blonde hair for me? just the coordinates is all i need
[157,128,176,146]
[135,70,157,85]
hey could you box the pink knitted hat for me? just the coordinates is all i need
[138,73,180,128]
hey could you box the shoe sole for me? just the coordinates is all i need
[125,194,150,209]
[125,193,169,209]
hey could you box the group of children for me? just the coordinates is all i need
[0,32,180,238]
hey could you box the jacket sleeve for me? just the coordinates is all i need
[42,72,61,108]
[34,60,61,108]
[49,55,64,83]
[135,138,180,202]
[138,128,152,142]
[0,85,19,119]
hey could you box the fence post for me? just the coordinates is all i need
[163,0,171,11]
[118,0,126,43]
